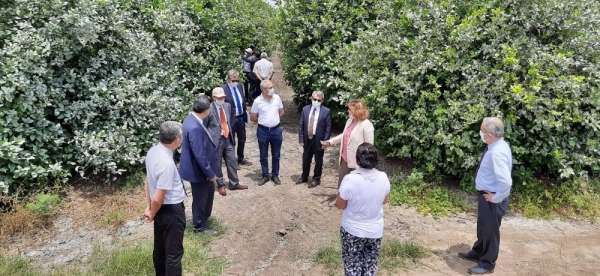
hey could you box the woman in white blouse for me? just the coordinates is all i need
[322,99,374,186]
[335,143,390,276]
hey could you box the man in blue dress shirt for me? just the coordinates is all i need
[459,117,513,274]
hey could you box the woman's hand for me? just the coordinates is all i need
[320,140,331,149]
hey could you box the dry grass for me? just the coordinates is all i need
[0,204,45,241]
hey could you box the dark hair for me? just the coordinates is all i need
[192,95,211,113]
[356,143,378,169]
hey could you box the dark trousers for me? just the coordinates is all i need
[216,137,239,187]
[338,159,354,187]
[257,125,283,177]
[233,116,247,162]
[243,72,253,102]
[190,181,214,228]
[471,193,509,270]
[153,203,186,276]
[301,138,325,181]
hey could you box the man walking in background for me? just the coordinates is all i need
[297,91,331,188]
[241,48,257,101]
[252,52,273,100]
[179,95,227,233]
[144,121,186,276]
[209,87,248,191]
[459,117,513,274]
[223,70,252,166]
[250,80,284,186]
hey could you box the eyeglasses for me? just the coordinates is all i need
[312,98,323,102]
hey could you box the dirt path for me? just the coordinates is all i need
[207,55,600,276]
[6,54,600,275]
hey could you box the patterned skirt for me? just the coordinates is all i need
[340,226,382,276]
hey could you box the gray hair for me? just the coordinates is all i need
[227,69,239,79]
[159,121,182,144]
[482,117,505,138]
[260,80,272,91]
[260,52,268,59]
[312,90,324,99]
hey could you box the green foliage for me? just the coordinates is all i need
[389,172,469,217]
[90,243,155,275]
[0,0,275,194]
[314,244,341,275]
[511,174,600,221]
[0,255,36,276]
[280,0,600,186]
[25,193,61,217]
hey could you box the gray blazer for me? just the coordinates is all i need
[208,102,235,145]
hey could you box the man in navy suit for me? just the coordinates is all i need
[297,91,332,188]
[179,95,226,233]
[223,69,252,166]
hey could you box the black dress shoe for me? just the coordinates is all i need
[296,178,308,184]
[271,176,281,185]
[238,159,252,166]
[229,184,248,190]
[308,179,320,188]
[468,265,493,274]
[458,252,479,262]
[258,176,270,186]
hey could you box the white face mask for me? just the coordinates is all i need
[268,88,275,96]
[479,130,487,143]
[312,100,321,108]
[215,99,225,106]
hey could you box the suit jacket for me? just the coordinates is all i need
[223,83,247,124]
[208,102,235,145]
[298,105,332,144]
[179,114,217,184]
[327,118,374,169]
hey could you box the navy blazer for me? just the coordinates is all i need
[207,102,235,145]
[179,114,217,184]
[298,105,332,144]
[223,83,247,124]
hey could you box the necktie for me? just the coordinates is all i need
[233,86,243,116]
[308,108,317,139]
[219,107,230,138]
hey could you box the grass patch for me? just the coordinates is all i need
[314,239,428,275]
[0,255,36,276]
[511,175,600,221]
[389,172,470,217]
[0,192,62,241]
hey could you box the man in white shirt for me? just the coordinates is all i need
[144,121,187,276]
[252,52,273,100]
[250,80,284,185]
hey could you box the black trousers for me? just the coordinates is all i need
[153,203,186,276]
[301,137,325,181]
[233,116,247,162]
[471,193,509,270]
[190,181,214,228]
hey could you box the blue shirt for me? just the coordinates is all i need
[475,138,513,203]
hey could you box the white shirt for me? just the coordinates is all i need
[475,138,513,203]
[253,58,273,80]
[339,168,390,239]
[145,143,186,205]
[307,105,320,135]
[251,94,284,127]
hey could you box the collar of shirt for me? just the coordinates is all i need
[158,142,174,157]
[487,138,505,151]
[310,105,320,113]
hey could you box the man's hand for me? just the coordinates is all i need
[217,186,227,196]
[483,192,495,202]
[144,207,154,222]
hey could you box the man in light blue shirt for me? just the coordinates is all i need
[459,117,512,275]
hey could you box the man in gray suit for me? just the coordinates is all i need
[209,87,248,191]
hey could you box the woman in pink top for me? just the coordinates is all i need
[322,99,374,186]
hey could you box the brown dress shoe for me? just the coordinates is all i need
[229,184,248,190]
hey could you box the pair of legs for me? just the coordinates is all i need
[190,181,214,229]
[257,125,283,177]
[464,194,509,271]
[215,137,240,188]
[337,159,354,187]
[340,226,381,276]
[232,116,247,162]
[301,138,324,181]
[153,203,185,276]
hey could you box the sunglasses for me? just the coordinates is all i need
[312,98,323,102]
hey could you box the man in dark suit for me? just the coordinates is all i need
[222,69,251,166]
[208,87,248,191]
[297,91,332,188]
[179,95,226,233]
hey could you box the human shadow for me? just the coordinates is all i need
[435,243,476,275]
[311,192,337,205]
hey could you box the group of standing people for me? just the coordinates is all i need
[142,49,513,275]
